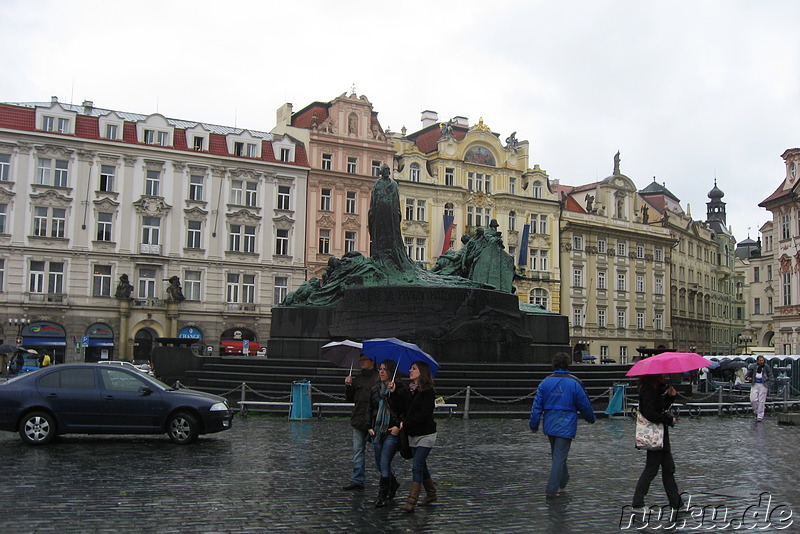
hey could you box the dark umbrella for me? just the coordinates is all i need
[362,337,440,378]
[0,344,20,354]
[320,340,363,375]
[582,355,597,361]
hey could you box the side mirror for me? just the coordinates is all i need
[138,386,153,396]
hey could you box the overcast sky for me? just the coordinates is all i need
[3,0,799,243]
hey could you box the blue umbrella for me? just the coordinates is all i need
[582,355,597,361]
[362,337,440,377]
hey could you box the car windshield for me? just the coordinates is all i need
[138,373,175,391]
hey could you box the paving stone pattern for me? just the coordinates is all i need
[0,415,798,533]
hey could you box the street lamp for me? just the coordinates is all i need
[738,334,753,355]
[8,317,30,345]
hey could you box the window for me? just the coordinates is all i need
[637,312,645,329]
[539,215,548,235]
[275,229,289,255]
[414,238,426,262]
[138,268,156,298]
[33,207,66,238]
[226,274,255,304]
[654,313,663,330]
[345,231,356,253]
[617,241,627,256]
[636,244,645,259]
[654,247,663,262]
[105,124,118,140]
[767,265,773,281]
[467,206,488,227]
[36,158,69,187]
[597,239,607,254]
[320,189,332,211]
[445,168,455,187]
[142,217,160,245]
[573,307,583,327]
[655,276,664,295]
[187,221,202,249]
[279,148,291,162]
[245,182,257,207]
[247,143,257,158]
[277,185,291,210]
[444,203,454,217]
[229,225,256,253]
[600,346,608,358]
[416,200,426,221]
[636,275,645,293]
[598,309,606,327]
[620,346,628,362]
[346,191,356,214]
[145,170,160,196]
[530,214,538,234]
[617,272,627,291]
[48,262,64,295]
[96,212,113,241]
[783,272,792,306]
[532,181,542,199]
[193,136,204,151]
[467,172,491,193]
[768,296,774,314]
[598,271,606,290]
[184,271,201,301]
[319,229,331,254]
[321,153,332,170]
[29,260,45,293]
[144,130,168,146]
[405,199,414,221]
[99,165,115,192]
[372,160,382,177]
[57,118,69,133]
[41,368,95,389]
[573,268,583,287]
[405,237,413,259]
[410,163,421,182]
[226,273,240,303]
[92,264,112,297]
[0,154,11,181]
[508,211,516,232]
[530,288,549,309]
[754,297,761,315]
[230,180,244,205]
[189,175,204,201]
[347,157,357,174]
[782,213,791,240]
[753,267,760,283]
[42,116,55,132]
[539,250,549,271]
[573,235,583,250]
[0,204,6,234]
[617,309,627,328]
[274,276,288,305]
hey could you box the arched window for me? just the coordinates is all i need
[508,211,517,232]
[410,162,421,182]
[532,181,542,199]
[530,288,549,310]
[444,202,454,217]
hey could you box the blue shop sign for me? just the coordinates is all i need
[178,327,203,340]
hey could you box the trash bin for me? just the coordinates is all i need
[290,380,312,420]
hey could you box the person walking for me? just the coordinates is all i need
[367,360,401,507]
[631,374,683,510]
[389,361,438,512]
[342,353,379,491]
[529,352,596,499]
[745,355,774,422]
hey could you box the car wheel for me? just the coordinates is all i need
[19,411,56,445]
[167,411,199,444]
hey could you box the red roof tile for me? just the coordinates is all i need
[123,121,138,143]
[759,181,794,207]
[172,129,188,151]
[75,115,99,139]
[209,133,228,155]
[292,104,329,129]
[0,104,35,131]
[563,192,586,213]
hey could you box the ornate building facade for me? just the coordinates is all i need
[759,148,800,354]
[272,91,394,279]
[392,112,562,311]
[0,98,308,362]
[558,158,674,363]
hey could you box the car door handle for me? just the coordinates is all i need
[47,393,58,398]
[103,395,115,400]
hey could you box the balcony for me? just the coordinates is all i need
[226,303,259,312]
[139,243,162,255]
[26,293,68,304]
[134,298,165,307]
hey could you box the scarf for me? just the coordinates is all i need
[374,382,391,435]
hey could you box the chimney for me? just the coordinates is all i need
[453,116,468,127]
[276,103,293,127]
[51,96,59,104]
[83,100,94,112]
[421,110,438,128]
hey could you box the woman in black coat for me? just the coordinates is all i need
[632,374,684,510]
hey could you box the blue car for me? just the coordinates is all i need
[0,363,233,445]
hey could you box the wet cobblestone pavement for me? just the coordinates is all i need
[1,414,798,533]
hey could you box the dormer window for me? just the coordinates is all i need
[136,114,173,147]
[271,137,295,163]
[41,116,70,133]
[193,136,204,151]
[99,112,124,141]
[105,124,118,140]
[144,130,169,146]
[280,148,291,162]
[233,142,257,157]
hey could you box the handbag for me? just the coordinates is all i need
[635,410,664,450]
[398,429,413,459]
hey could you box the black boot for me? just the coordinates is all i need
[375,477,390,508]
[388,474,400,499]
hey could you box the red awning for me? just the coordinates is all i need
[220,341,261,354]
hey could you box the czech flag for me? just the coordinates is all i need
[440,215,455,255]
[517,224,530,266]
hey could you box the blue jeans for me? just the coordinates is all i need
[372,432,398,478]
[546,436,572,495]
[351,428,369,486]
[410,446,432,483]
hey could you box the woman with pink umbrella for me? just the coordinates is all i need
[627,352,709,511]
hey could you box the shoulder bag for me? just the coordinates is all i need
[635,409,664,450]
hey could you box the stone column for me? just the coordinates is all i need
[118,300,131,360]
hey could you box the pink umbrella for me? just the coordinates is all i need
[625,352,712,377]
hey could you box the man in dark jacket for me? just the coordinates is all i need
[342,353,378,490]
[530,352,595,498]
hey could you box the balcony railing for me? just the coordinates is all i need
[139,243,162,255]
[134,298,165,307]
[27,293,67,304]
[226,303,258,312]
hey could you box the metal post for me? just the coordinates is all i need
[718,384,723,416]
[784,381,790,413]
[240,382,246,406]
[462,386,471,420]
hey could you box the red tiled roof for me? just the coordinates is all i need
[759,181,794,207]
[292,104,329,129]
[123,121,138,143]
[260,141,275,161]
[642,195,666,213]
[75,115,99,139]
[293,144,309,167]
[563,192,586,213]
[172,129,188,151]
[0,104,35,131]
[209,133,228,155]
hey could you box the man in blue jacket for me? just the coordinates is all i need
[530,352,596,498]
